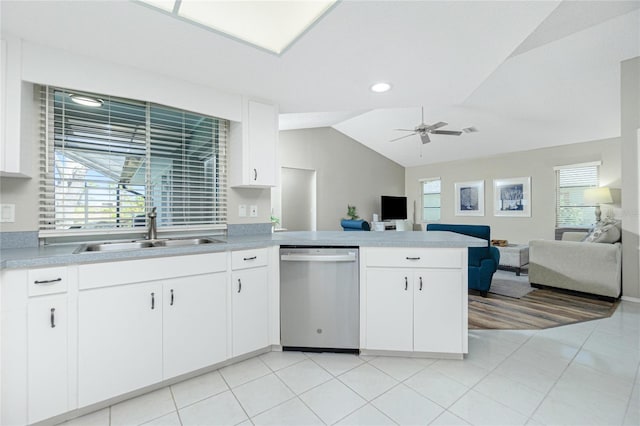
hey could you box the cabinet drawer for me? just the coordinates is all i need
[232,248,268,270]
[28,267,68,296]
[365,247,463,269]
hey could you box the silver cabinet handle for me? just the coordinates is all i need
[170,289,174,306]
[243,256,257,261]
[404,276,408,291]
[151,292,155,310]
[237,278,242,293]
[253,168,258,181]
[419,277,423,291]
[406,257,421,260]
[34,278,62,285]
[50,308,56,328]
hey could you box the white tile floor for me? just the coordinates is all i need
[61,301,640,426]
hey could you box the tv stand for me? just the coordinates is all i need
[384,221,396,230]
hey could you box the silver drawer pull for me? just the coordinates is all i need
[405,257,421,260]
[243,256,257,261]
[34,278,62,285]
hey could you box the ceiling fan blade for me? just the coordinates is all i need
[463,126,479,133]
[420,133,431,144]
[394,128,417,132]
[390,133,417,142]
[432,130,463,136]
[425,121,448,131]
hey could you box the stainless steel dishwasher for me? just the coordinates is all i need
[280,246,359,353]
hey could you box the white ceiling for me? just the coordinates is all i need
[2,1,639,167]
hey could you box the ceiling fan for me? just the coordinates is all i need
[390,107,478,144]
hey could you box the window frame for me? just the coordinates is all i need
[554,161,601,228]
[419,177,442,223]
[38,85,228,240]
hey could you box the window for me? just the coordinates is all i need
[421,178,441,222]
[39,86,228,236]
[555,162,600,227]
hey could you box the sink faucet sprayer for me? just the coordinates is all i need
[147,207,158,240]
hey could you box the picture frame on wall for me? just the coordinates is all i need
[493,176,531,217]
[454,180,485,216]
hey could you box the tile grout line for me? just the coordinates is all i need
[168,386,184,426]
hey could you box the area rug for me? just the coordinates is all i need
[488,270,535,299]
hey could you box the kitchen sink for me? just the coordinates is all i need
[74,237,224,253]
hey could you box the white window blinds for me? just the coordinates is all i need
[555,163,599,227]
[39,86,228,236]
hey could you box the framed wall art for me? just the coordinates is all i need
[493,177,531,217]
[454,180,485,216]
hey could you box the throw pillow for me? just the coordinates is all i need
[583,220,621,243]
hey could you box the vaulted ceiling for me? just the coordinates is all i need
[2,1,639,167]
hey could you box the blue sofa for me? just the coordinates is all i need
[426,224,500,297]
[341,219,370,231]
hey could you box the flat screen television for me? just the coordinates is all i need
[381,196,407,221]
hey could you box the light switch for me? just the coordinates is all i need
[249,205,258,217]
[0,204,15,223]
[238,204,247,217]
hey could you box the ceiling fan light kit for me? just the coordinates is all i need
[390,107,477,144]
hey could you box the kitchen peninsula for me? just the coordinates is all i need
[1,230,483,425]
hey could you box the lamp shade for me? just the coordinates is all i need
[584,187,613,204]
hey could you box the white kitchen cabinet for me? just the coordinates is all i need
[77,253,228,407]
[365,269,413,351]
[231,248,270,356]
[1,266,72,426]
[27,293,69,424]
[163,273,228,379]
[229,98,278,187]
[78,281,163,407]
[362,247,467,356]
[414,269,464,353]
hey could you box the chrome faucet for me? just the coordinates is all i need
[147,207,158,240]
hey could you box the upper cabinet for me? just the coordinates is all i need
[229,98,278,188]
[0,36,31,178]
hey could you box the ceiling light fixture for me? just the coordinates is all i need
[137,0,337,55]
[69,94,104,108]
[370,82,391,93]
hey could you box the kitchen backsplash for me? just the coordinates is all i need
[0,231,39,249]
[227,223,273,236]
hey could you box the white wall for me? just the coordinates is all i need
[405,138,622,243]
[279,127,405,231]
[621,57,640,299]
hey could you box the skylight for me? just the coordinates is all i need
[137,0,337,55]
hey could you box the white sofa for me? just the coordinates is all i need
[529,231,622,299]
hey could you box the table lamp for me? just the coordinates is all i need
[584,187,613,223]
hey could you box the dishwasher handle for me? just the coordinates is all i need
[281,253,357,262]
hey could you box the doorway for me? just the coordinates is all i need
[279,167,316,231]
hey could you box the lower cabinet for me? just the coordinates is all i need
[163,273,227,378]
[363,247,467,355]
[231,266,269,356]
[27,294,69,424]
[78,281,163,407]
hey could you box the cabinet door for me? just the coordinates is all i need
[27,294,68,424]
[247,100,277,186]
[365,269,413,351]
[78,282,163,407]
[413,269,464,353]
[231,267,269,356]
[163,273,227,379]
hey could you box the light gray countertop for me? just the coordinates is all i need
[0,231,486,269]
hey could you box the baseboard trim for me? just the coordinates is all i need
[621,295,640,303]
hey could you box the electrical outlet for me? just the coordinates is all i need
[238,204,247,217]
[249,205,258,217]
[0,204,15,223]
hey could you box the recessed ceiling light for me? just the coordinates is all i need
[69,94,104,108]
[370,82,391,93]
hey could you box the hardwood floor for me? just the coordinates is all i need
[468,287,618,330]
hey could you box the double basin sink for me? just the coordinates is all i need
[74,237,224,253]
